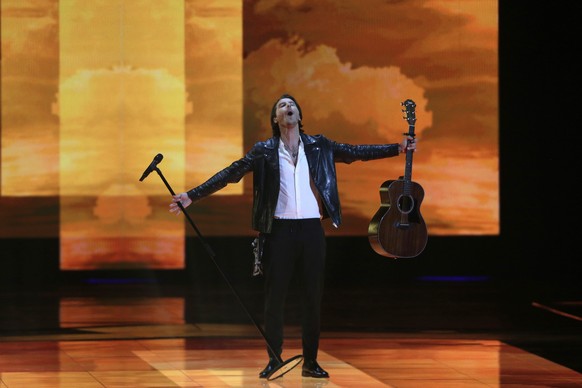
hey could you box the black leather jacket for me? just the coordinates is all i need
[187,133,400,233]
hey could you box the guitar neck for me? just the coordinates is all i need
[401,98,416,195]
[403,123,415,193]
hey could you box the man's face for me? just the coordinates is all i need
[274,97,301,128]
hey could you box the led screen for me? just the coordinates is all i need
[1,0,498,269]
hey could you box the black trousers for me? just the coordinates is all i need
[263,218,326,361]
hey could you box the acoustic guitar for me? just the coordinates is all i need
[368,99,428,258]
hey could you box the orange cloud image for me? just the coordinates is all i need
[1,0,59,196]
[56,2,187,269]
[184,0,243,196]
[58,66,186,196]
[229,0,498,235]
[0,0,498,269]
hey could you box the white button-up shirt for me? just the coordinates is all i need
[274,138,322,219]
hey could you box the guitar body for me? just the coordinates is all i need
[368,178,427,258]
[368,99,428,258]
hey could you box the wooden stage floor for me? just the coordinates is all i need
[1,279,581,387]
[1,331,581,387]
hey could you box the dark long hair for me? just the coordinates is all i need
[270,94,304,136]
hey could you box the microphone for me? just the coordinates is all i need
[139,153,163,181]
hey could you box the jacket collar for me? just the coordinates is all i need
[301,132,317,145]
[266,133,316,151]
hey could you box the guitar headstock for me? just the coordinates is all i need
[401,99,416,136]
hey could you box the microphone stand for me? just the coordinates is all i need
[149,166,303,380]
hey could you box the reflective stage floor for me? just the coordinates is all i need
[1,277,581,387]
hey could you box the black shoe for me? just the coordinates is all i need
[259,358,280,379]
[302,359,329,378]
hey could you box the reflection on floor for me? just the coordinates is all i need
[1,330,581,387]
[1,278,581,387]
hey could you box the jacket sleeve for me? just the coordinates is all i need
[186,146,258,202]
[331,141,400,164]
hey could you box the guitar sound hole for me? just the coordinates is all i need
[397,194,415,214]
